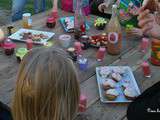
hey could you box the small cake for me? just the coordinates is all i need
[99,67,111,78]
[105,89,119,101]
[112,67,126,75]
[124,87,138,100]
[121,83,130,90]
[102,79,116,90]
[112,72,122,82]
[94,18,107,30]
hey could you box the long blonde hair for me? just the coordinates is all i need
[12,47,80,120]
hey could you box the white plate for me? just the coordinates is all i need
[8,28,55,44]
[96,66,141,103]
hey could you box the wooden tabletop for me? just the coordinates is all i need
[0,10,160,120]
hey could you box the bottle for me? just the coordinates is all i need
[74,0,86,40]
[106,4,122,55]
[96,47,106,61]
[141,61,151,78]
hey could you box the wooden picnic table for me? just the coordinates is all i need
[0,10,160,120]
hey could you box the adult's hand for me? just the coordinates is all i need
[138,7,160,39]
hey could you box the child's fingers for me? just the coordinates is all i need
[138,9,150,20]
[138,18,153,28]
[142,24,153,34]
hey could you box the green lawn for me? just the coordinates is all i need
[0,0,53,14]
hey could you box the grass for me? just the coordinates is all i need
[0,0,53,14]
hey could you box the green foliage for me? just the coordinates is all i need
[0,0,52,14]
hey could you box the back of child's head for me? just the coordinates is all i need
[12,47,80,120]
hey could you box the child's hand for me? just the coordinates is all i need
[126,28,143,38]
[138,7,160,39]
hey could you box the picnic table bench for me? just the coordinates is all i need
[0,10,159,120]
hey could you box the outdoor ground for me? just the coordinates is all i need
[0,0,52,26]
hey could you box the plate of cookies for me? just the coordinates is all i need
[96,66,141,103]
[9,28,55,44]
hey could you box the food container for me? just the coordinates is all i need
[22,13,32,29]
[96,66,141,103]
[16,48,28,62]
[59,34,71,48]
[150,39,160,66]
[46,17,56,28]
[3,39,16,55]
[80,35,90,50]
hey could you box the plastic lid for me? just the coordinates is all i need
[67,47,75,52]
[59,34,71,41]
[99,47,106,51]
[142,61,149,66]
[3,40,16,49]
[81,35,89,39]
[16,48,28,59]
[23,13,31,17]
[112,4,118,9]
[47,17,55,23]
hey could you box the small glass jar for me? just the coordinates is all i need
[3,39,16,56]
[16,48,28,63]
[80,35,90,50]
[59,34,71,48]
[22,13,32,29]
[46,17,56,28]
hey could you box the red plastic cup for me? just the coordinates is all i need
[141,62,151,77]
[74,42,82,56]
[26,39,33,50]
[79,94,87,112]
[140,38,149,53]
[3,39,16,55]
[96,47,106,61]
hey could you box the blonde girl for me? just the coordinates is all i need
[12,47,80,120]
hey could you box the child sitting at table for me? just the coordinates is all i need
[10,47,80,120]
